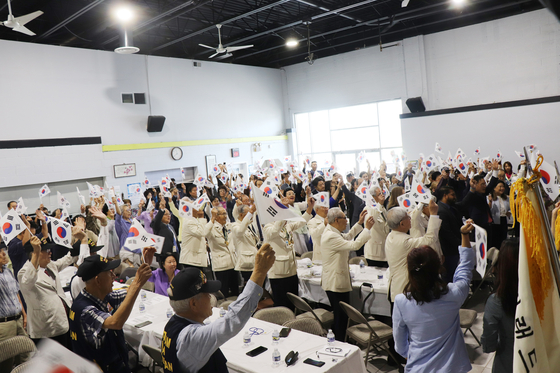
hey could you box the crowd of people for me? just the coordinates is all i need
[0,154,548,373]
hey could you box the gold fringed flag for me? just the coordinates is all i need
[511,159,560,372]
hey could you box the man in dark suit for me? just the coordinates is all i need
[457,160,500,247]
[436,186,463,283]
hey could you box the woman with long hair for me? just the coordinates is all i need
[386,186,404,210]
[393,221,475,372]
[482,239,519,373]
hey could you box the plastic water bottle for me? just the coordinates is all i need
[359,259,365,273]
[139,301,146,314]
[141,290,147,300]
[272,329,280,344]
[243,331,251,347]
[166,308,173,319]
[219,307,226,318]
[327,329,335,345]
[272,348,281,367]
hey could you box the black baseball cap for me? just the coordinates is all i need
[168,268,221,301]
[76,255,121,281]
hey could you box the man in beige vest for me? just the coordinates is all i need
[321,207,374,341]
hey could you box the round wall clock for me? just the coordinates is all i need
[171,147,183,160]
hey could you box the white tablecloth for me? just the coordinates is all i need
[297,262,392,317]
[124,291,367,373]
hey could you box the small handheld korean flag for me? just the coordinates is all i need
[425,154,437,171]
[251,182,305,226]
[324,169,333,182]
[143,176,151,188]
[193,194,211,210]
[515,150,525,160]
[39,184,51,199]
[283,155,292,166]
[179,200,194,219]
[260,179,279,198]
[435,142,443,154]
[194,173,206,187]
[456,156,469,178]
[57,191,71,209]
[211,164,221,176]
[125,219,166,254]
[76,187,86,205]
[398,193,416,212]
[50,217,73,248]
[357,151,365,163]
[0,210,26,244]
[160,178,172,198]
[409,178,432,203]
[315,192,329,208]
[495,150,503,162]
[15,197,27,215]
[218,172,229,185]
[181,168,186,180]
[472,223,487,278]
[474,147,480,157]
[365,188,377,209]
[537,159,560,201]
[355,180,369,202]
[60,208,70,222]
[404,175,411,192]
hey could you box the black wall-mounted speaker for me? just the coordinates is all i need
[147,116,165,132]
[405,97,426,113]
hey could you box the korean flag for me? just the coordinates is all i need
[39,184,51,199]
[473,223,487,278]
[409,178,432,203]
[179,200,194,219]
[0,210,26,245]
[398,193,416,212]
[50,217,73,248]
[260,179,279,198]
[315,192,329,208]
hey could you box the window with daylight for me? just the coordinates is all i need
[293,99,403,175]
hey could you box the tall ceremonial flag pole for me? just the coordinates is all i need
[510,148,560,372]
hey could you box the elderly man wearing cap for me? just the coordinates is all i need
[162,243,275,373]
[18,229,85,348]
[69,247,155,373]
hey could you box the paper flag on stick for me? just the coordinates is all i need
[193,194,211,210]
[314,192,329,208]
[409,179,432,203]
[398,193,416,212]
[472,223,487,278]
[355,180,369,202]
[456,156,469,178]
[179,200,194,219]
[0,210,26,244]
[515,151,525,160]
[15,197,27,215]
[474,147,480,156]
[495,150,503,162]
[143,176,151,188]
[435,142,443,154]
[76,187,86,205]
[125,219,165,254]
[57,191,71,209]
[50,217,73,248]
[251,182,305,226]
[357,151,365,163]
[39,184,51,199]
[260,179,279,198]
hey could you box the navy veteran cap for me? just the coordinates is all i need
[169,268,221,301]
[77,255,121,282]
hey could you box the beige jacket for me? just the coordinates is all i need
[180,218,212,267]
[320,223,371,293]
[385,215,442,302]
[364,205,390,261]
[18,253,76,338]
[263,212,312,279]
[231,213,259,271]
[307,215,327,262]
[410,208,443,259]
[206,221,236,271]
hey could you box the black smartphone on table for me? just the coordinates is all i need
[246,346,268,357]
[279,327,291,338]
[303,358,325,367]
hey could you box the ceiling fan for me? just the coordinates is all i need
[1,0,43,36]
[199,24,253,59]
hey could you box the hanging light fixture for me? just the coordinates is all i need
[114,6,139,54]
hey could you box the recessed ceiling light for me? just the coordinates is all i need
[115,7,134,22]
[286,39,299,47]
[451,0,466,5]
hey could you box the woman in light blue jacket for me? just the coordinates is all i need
[393,220,475,373]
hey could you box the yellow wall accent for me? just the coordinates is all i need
[102,135,288,152]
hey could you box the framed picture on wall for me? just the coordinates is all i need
[205,155,216,178]
[113,163,137,178]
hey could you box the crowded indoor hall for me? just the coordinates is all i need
[1,1,560,373]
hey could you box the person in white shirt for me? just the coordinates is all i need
[410,203,443,259]
[307,204,328,262]
[263,195,314,310]
[180,207,212,269]
[321,207,374,341]
[231,204,259,284]
[206,207,238,298]
[364,186,391,267]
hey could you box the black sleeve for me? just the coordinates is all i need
[151,209,164,234]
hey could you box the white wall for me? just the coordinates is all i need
[0,39,288,195]
[401,101,560,168]
[284,9,560,115]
